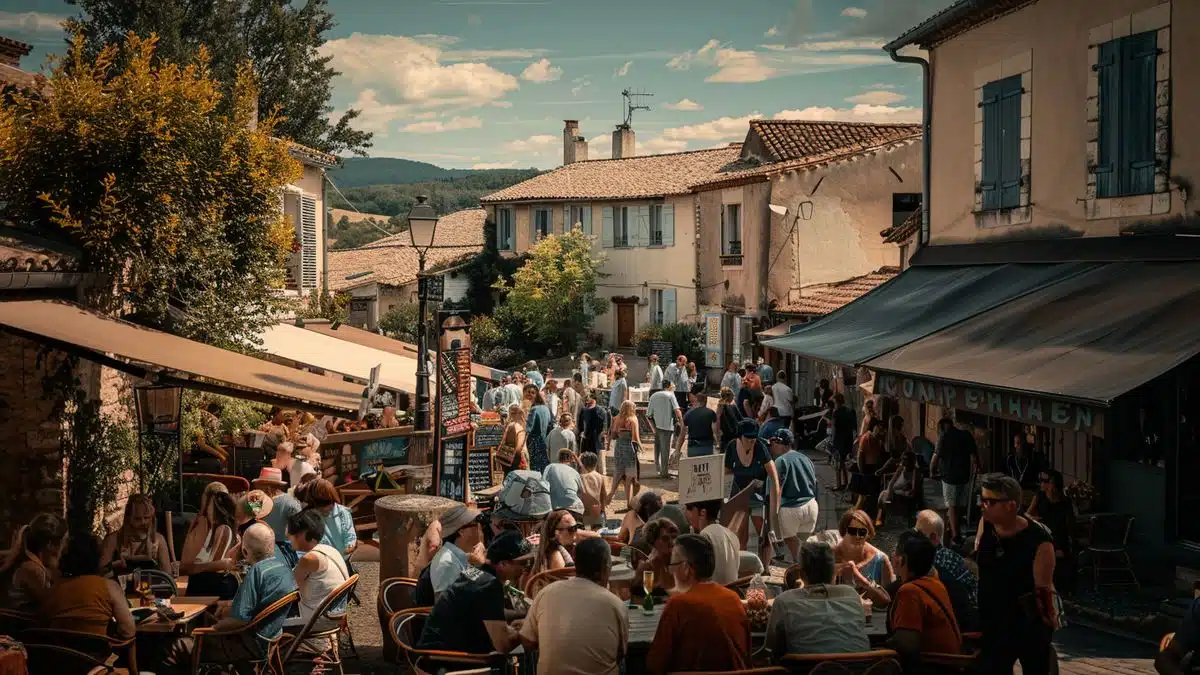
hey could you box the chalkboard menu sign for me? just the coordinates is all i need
[438,435,468,502]
[356,435,409,473]
[468,447,494,495]
[473,420,503,450]
[650,340,675,365]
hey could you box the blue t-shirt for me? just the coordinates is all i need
[758,417,788,444]
[262,492,302,543]
[724,438,772,506]
[230,557,297,646]
[774,449,818,508]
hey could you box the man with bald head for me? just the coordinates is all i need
[913,510,979,632]
[165,522,298,671]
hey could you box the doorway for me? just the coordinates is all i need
[616,303,636,347]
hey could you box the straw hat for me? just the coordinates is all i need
[251,467,288,489]
[241,489,274,520]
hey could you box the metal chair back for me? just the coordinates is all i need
[24,643,113,675]
[280,573,360,665]
[781,649,902,675]
[1087,513,1133,551]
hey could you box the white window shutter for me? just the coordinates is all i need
[581,205,592,236]
[531,209,539,241]
[601,207,614,247]
[299,195,319,289]
[564,205,571,234]
[663,288,677,324]
[634,205,649,247]
[661,204,675,247]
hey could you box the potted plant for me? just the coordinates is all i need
[1064,481,1097,514]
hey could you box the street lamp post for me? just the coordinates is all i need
[407,195,440,432]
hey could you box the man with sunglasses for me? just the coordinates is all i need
[418,530,535,657]
[972,474,1058,675]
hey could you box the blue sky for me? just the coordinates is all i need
[2,0,953,169]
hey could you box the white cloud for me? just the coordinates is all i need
[663,98,704,111]
[340,89,409,135]
[764,26,779,37]
[842,7,868,18]
[571,76,591,97]
[614,61,632,77]
[588,134,612,158]
[787,39,884,52]
[467,13,482,25]
[867,83,898,89]
[0,11,67,33]
[411,111,440,120]
[503,134,559,153]
[491,100,514,108]
[521,58,563,83]
[401,115,484,133]
[668,40,775,83]
[473,160,519,169]
[774,104,921,124]
[321,33,519,118]
[640,137,690,154]
[845,90,906,105]
[661,113,760,142]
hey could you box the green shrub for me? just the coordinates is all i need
[630,324,664,357]
[660,322,705,365]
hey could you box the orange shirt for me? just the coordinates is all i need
[889,575,963,655]
[646,582,750,675]
[41,575,117,636]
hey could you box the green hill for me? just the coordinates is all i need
[330,157,455,188]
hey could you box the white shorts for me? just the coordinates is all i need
[778,499,819,539]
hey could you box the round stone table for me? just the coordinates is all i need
[375,494,461,581]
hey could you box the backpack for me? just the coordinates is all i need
[498,470,552,518]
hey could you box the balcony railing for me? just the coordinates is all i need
[720,254,743,267]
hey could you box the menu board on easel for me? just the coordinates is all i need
[434,310,473,500]
[437,435,468,502]
[468,446,494,495]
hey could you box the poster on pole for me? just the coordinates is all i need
[434,310,473,499]
[678,455,724,505]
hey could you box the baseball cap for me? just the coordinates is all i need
[439,504,483,537]
[769,428,795,447]
[739,418,760,438]
[487,530,535,563]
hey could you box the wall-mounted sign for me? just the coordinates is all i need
[437,435,468,502]
[874,372,1103,435]
[435,310,473,499]
[420,275,444,303]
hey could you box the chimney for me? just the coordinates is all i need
[573,136,589,162]
[0,36,32,69]
[563,120,581,165]
[612,124,636,159]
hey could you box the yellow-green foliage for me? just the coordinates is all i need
[0,32,302,350]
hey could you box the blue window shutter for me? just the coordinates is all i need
[633,205,649,247]
[663,288,677,324]
[998,75,1023,208]
[661,204,675,246]
[979,81,1002,211]
[563,205,570,234]
[601,207,614,248]
[1122,31,1158,195]
[581,205,592,236]
[1096,40,1121,198]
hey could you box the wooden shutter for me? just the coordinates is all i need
[633,205,649,247]
[998,76,1023,208]
[720,206,727,254]
[299,195,319,289]
[601,207,614,248]
[661,204,675,247]
[663,288,677,324]
[979,80,1002,211]
[1095,40,1121,198]
[1122,31,1158,195]
[581,205,592,236]
[505,210,515,250]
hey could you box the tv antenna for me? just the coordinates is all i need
[620,88,653,128]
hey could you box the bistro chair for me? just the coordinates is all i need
[671,668,788,675]
[1082,513,1139,589]
[390,608,507,675]
[919,652,978,674]
[280,574,360,675]
[725,575,756,598]
[23,643,123,675]
[523,567,575,598]
[781,649,902,675]
[378,576,419,663]
[190,590,299,675]
[21,627,137,675]
[134,568,179,597]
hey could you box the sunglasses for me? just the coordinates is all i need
[556,524,581,534]
[979,497,1011,507]
[846,527,870,538]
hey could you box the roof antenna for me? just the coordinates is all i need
[620,88,653,128]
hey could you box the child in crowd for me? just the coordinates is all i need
[578,452,608,530]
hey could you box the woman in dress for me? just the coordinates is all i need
[180,491,238,598]
[499,404,529,474]
[101,494,171,574]
[833,509,893,606]
[859,398,878,437]
[724,418,781,565]
[525,386,554,473]
[1027,469,1076,596]
[716,387,743,453]
[635,517,678,596]
[181,481,229,567]
[609,400,643,513]
[534,510,581,573]
[0,513,65,612]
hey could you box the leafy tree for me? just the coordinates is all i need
[494,229,607,352]
[330,216,399,250]
[379,302,420,343]
[0,34,300,350]
[65,0,370,156]
[300,288,349,325]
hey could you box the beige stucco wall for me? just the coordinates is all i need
[928,0,1195,245]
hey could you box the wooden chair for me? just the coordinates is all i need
[1083,513,1139,589]
[280,574,360,675]
[671,668,788,675]
[725,575,756,598]
[523,567,575,598]
[378,577,419,663]
[183,473,251,496]
[191,590,299,675]
[781,649,902,675]
[24,643,123,675]
[21,627,137,675]
[390,608,506,675]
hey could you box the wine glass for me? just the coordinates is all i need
[135,572,152,607]
[642,570,654,595]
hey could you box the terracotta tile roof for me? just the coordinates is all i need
[885,0,1037,51]
[695,121,922,190]
[881,208,922,244]
[0,229,80,272]
[775,267,900,316]
[0,63,46,94]
[326,208,486,291]
[285,141,339,169]
[481,146,742,203]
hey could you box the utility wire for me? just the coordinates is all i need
[325,176,401,240]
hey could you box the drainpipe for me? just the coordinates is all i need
[887,47,932,246]
[322,172,331,295]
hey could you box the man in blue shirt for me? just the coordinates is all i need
[767,429,819,562]
[165,523,297,672]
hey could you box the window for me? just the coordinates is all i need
[649,288,676,325]
[721,204,742,262]
[650,289,665,324]
[1096,31,1158,197]
[568,204,592,235]
[533,208,552,238]
[649,205,664,246]
[284,192,319,291]
[892,193,921,228]
[614,207,630,247]
[496,208,514,250]
[979,75,1022,210]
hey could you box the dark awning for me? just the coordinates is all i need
[762,263,1096,365]
[865,262,1200,405]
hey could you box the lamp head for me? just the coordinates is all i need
[407,195,439,251]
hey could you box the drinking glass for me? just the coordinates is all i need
[642,570,654,595]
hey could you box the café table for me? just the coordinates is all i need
[130,596,219,634]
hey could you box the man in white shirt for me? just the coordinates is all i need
[647,354,664,393]
[684,499,740,585]
[663,357,684,394]
[770,372,794,428]
[607,370,629,415]
[720,362,742,397]
[647,383,683,479]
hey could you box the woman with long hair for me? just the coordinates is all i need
[181,481,229,566]
[525,385,554,473]
[181,491,238,598]
[832,509,893,606]
[609,400,642,511]
[859,398,878,437]
[499,404,528,474]
[534,510,580,573]
[41,533,135,638]
[304,479,358,557]
[716,387,743,452]
[1027,469,1076,596]
[635,517,679,595]
[0,513,65,611]
[101,494,171,573]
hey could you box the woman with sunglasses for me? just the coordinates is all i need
[533,510,588,573]
[1026,469,1076,596]
[833,509,893,607]
[636,517,679,596]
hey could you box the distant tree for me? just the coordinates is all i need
[494,229,607,352]
[330,218,398,250]
[65,0,371,156]
[379,302,420,343]
[0,33,299,350]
